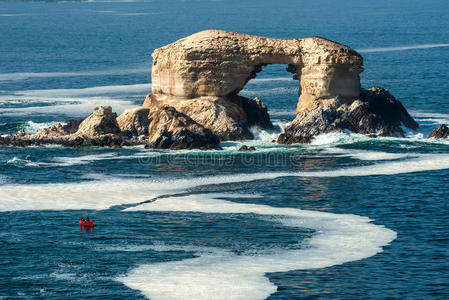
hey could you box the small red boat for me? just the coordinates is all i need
[79,216,94,227]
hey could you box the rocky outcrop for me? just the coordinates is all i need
[428,124,449,139]
[143,92,272,140]
[149,29,362,140]
[0,105,221,150]
[238,145,256,152]
[1,30,420,149]
[151,30,362,104]
[147,106,220,150]
[117,107,150,137]
[149,30,417,143]
[0,107,126,147]
[33,120,82,139]
[76,106,120,136]
[278,87,418,144]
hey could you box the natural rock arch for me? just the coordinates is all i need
[0,30,418,150]
[146,30,417,143]
[150,30,363,114]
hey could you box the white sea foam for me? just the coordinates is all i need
[0,84,150,117]
[50,153,118,167]
[410,111,449,125]
[50,272,77,282]
[0,14,31,17]
[115,12,158,16]
[2,153,449,212]
[321,148,414,161]
[248,120,290,146]
[0,179,165,211]
[250,77,293,83]
[120,193,396,300]
[310,130,449,146]
[7,157,41,167]
[310,132,370,146]
[410,111,449,119]
[15,83,150,97]
[357,43,449,53]
[0,68,148,82]
[239,87,298,98]
[24,121,59,134]
[96,242,224,253]
[0,175,9,184]
[95,245,157,252]
[0,97,132,117]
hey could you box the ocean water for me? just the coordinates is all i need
[1,0,449,299]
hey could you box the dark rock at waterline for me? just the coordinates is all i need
[428,124,449,139]
[236,96,273,130]
[277,87,419,144]
[238,145,249,151]
[238,145,256,152]
[147,106,221,150]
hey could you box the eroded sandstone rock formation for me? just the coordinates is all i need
[0,106,220,149]
[148,30,364,140]
[147,106,220,150]
[147,30,417,143]
[0,30,419,149]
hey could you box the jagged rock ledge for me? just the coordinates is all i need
[277,87,419,144]
[428,124,449,139]
[0,106,221,150]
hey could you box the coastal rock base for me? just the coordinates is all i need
[147,106,220,150]
[428,124,449,139]
[278,87,419,144]
[143,93,273,141]
[0,31,422,149]
[0,105,222,150]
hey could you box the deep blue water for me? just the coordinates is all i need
[1,0,449,299]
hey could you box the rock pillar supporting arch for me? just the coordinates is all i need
[146,30,364,140]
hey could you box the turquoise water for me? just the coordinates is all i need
[1,0,449,299]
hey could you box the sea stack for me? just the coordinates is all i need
[0,30,419,149]
[147,30,417,144]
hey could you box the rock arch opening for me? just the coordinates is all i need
[236,64,300,120]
